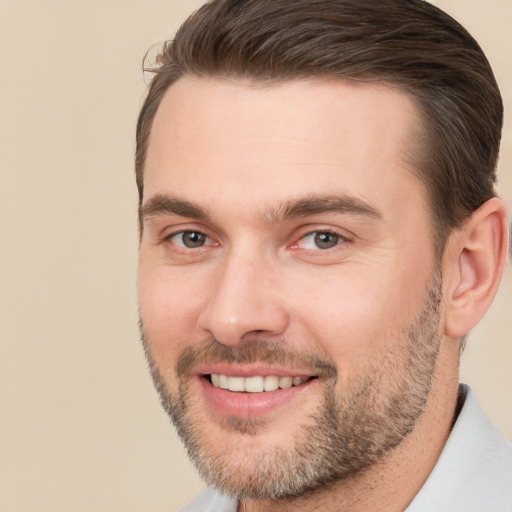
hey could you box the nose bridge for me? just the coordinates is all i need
[199,242,288,345]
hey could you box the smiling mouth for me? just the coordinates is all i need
[206,374,316,393]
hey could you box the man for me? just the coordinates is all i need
[136,0,511,510]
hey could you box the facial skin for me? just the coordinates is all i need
[138,78,461,510]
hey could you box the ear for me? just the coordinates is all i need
[443,197,509,337]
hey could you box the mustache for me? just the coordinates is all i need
[175,338,338,380]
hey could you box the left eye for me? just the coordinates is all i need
[169,231,210,248]
[298,231,344,250]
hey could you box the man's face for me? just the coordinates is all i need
[138,78,443,499]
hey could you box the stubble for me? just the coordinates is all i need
[141,270,442,500]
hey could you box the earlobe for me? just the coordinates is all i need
[444,197,509,338]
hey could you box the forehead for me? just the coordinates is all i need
[144,77,427,221]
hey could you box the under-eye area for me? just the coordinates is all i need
[205,374,317,393]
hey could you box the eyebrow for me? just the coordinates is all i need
[141,194,209,222]
[266,195,382,223]
[141,193,382,224]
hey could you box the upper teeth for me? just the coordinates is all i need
[210,374,305,393]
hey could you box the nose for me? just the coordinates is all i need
[198,248,289,346]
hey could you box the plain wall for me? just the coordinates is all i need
[0,1,510,511]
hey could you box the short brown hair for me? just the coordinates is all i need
[136,0,503,245]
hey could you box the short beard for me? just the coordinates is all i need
[141,270,442,501]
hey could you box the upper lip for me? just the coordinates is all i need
[194,363,316,378]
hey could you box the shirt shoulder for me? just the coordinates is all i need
[407,384,512,512]
[179,488,237,512]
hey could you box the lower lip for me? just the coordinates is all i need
[198,377,316,418]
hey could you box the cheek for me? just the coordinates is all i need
[138,263,207,366]
[288,268,425,373]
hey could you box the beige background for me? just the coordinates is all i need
[0,1,510,511]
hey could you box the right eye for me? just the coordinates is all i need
[167,230,211,249]
[298,231,344,250]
